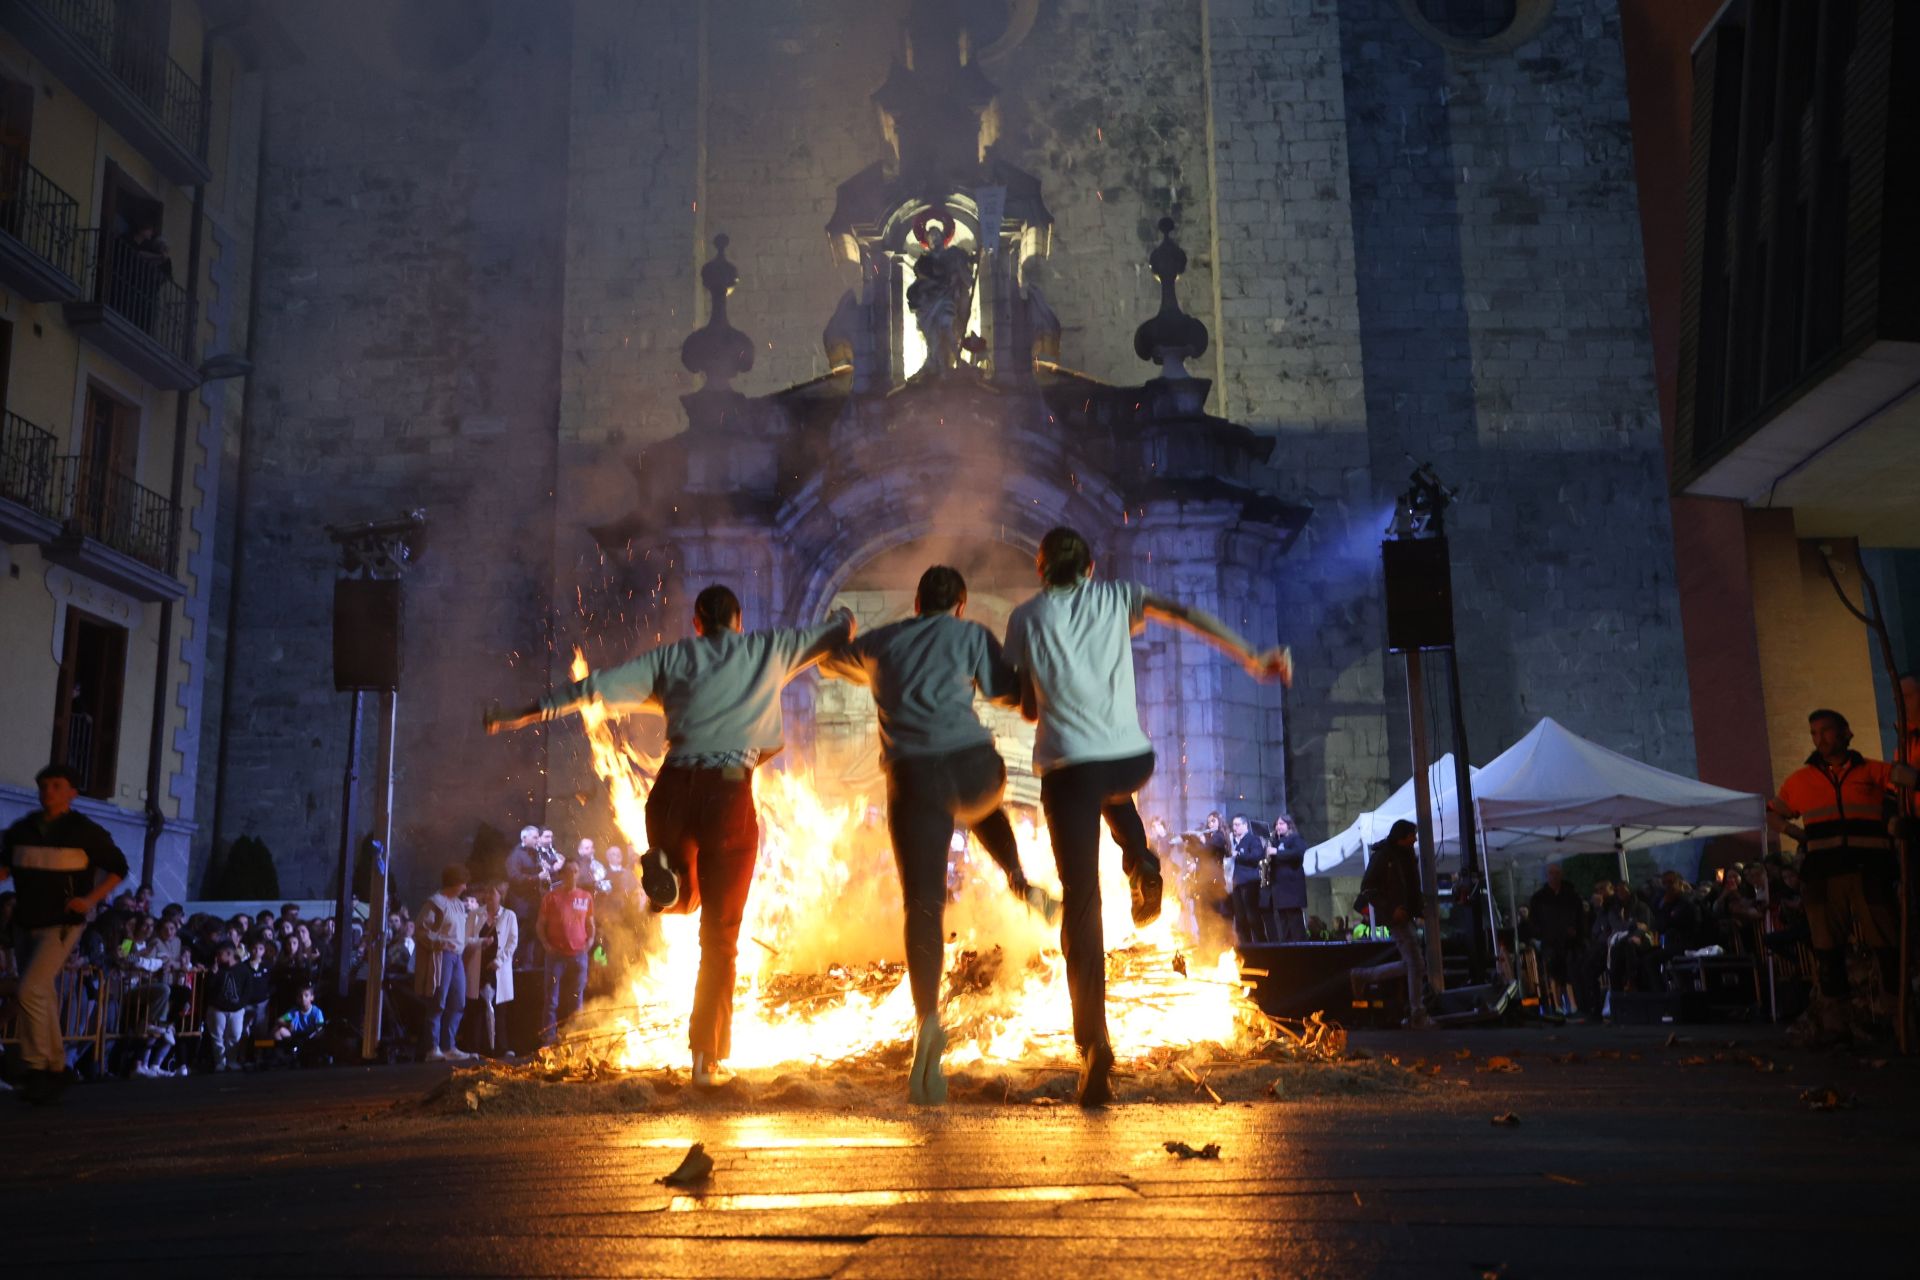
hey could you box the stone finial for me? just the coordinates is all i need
[680,234,755,392]
[1133,217,1210,378]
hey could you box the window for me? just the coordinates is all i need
[77,380,138,546]
[0,73,31,166]
[50,609,128,800]
[1398,0,1555,54]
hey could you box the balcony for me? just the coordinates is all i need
[0,0,211,186]
[1676,0,1920,546]
[64,228,200,390]
[43,453,184,601]
[0,411,63,545]
[0,150,83,300]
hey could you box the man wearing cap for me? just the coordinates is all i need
[487,583,852,1086]
[0,764,129,1104]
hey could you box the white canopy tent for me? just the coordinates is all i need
[1301,754,1478,877]
[1468,717,1767,873]
[1302,718,1767,879]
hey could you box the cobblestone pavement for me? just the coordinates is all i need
[4,1024,1912,1277]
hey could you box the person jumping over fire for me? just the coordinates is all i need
[1003,526,1292,1106]
[818,564,1060,1105]
[485,584,854,1087]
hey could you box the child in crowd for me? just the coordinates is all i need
[206,943,252,1071]
[275,984,326,1064]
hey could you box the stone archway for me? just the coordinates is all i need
[809,535,1040,808]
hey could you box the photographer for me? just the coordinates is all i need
[1350,820,1432,1028]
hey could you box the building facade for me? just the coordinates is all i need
[212,0,1696,900]
[0,0,270,902]
[1621,0,1918,811]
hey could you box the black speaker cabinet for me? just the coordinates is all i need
[1382,536,1455,652]
[334,578,402,691]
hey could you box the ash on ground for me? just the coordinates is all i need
[409,1031,1421,1119]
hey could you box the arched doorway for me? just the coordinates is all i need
[811,536,1039,809]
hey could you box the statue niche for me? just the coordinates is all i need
[905,240,978,380]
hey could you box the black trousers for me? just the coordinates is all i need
[1269,906,1308,944]
[644,765,759,1062]
[1038,750,1156,1053]
[885,743,1026,1019]
[1231,884,1269,945]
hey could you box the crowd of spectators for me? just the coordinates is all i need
[1516,855,1810,1022]
[0,818,654,1085]
[0,886,349,1078]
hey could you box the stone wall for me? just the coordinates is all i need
[215,0,1698,893]
[217,3,573,895]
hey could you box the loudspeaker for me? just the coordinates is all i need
[1382,536,1455,652]
[333,578,401,691]
[1238,941,1399,1019]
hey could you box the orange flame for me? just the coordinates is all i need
[566,650,1259,1071]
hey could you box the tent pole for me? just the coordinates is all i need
[1447,649,1499,987]
[1614,826,1627,884]
[1405,651,1445,995]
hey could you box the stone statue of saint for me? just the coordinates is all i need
[905,244,976,379]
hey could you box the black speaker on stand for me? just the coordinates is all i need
[333,578,402,692]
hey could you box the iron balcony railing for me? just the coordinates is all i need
[1,411,62,519]
[54,453,179,574]
[27,0,207,157]
[0,149,81,278]
[73,226,194,364]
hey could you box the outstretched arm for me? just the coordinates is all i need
[485,648,664,735]
[1141,591,1293,685]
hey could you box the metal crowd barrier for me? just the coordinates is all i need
[0,966,203,1066]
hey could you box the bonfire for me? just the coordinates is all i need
[546,652,1341,1079]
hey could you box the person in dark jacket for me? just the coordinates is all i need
[1528,861,1585,1007]
[1351,820,1430,1026]
[1263,814,1308,943]
[1227,815,1269,945]
[205,943,253,1071]
[0,764,128,1104]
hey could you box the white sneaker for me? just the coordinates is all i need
[690,1053,733,1088]
[425,1047,449,1062]
[173,1065,190,1077]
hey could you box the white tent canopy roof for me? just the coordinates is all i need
[1302,718,1766,876]
[1302,754,1477,877]
[1470,717,1766,865]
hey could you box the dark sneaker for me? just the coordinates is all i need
[1077,1040,1115,1108]
[639,848,680,912]
[1128,857,1163,928]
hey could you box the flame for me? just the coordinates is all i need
[566,651,1259,1072]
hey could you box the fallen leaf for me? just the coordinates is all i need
[1490,1112,1521,1127]
[1163,1140,1222,1160]
[1678,1056,1708,1067]
[1543,1173,1584,1186]
[1478,1056,1523,1075]
[1798,1087,1856,1113]
[1454,1048,1474,1060]
[657,1142,714,1186]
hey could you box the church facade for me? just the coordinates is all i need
[206,0,1692,898]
